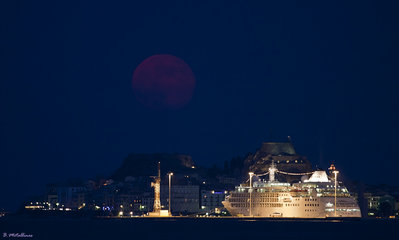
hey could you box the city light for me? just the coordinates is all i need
[249,172,254,217]
[333,170,339,217]
[168,172,173,215]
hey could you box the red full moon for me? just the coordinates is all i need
[132,54,196,110]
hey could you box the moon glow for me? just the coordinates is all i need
[132,54,196,110]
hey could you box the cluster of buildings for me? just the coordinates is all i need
[24,152,233,216]
[22,142,399,218]
[360,185,399,218]
[24,174,229,216]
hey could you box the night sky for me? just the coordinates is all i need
[1,0,398,211]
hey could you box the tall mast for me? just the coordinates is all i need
[158,161,161,178]
[269,160,277,182]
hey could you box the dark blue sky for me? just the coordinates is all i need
[1,0,398,210]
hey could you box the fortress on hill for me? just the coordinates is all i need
[243,139,313,182]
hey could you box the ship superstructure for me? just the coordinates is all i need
[222,162,361,218]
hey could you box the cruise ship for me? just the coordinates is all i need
[222,162,361,218]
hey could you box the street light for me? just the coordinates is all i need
[333,170,339,217]
[249,172,254,217]
[168,172,173,215]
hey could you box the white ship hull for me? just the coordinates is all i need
[223,193,361,218]
[222,169,361,218]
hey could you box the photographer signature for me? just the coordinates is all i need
[2,233,33,238]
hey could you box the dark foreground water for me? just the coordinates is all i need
[1,216,398,240]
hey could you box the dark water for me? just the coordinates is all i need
[1,216,398,240]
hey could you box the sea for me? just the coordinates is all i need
[1,216,398,240]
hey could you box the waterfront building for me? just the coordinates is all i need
[200,190,227,213]
[161,185,200,214]
[141,193,155,212]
